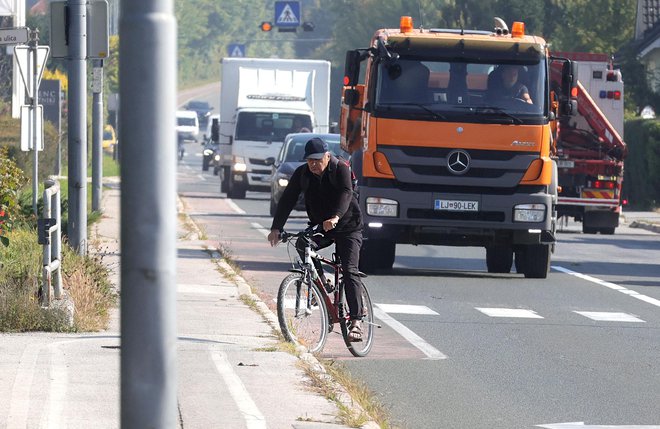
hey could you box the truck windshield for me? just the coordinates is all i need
[235,112,312,142]
[374,58,546,123]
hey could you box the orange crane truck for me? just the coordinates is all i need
[340,17,578,278]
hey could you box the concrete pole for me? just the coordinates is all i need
[67,0,87,254]
[30,30,39,215]
[119,0,178,427]
[92,59,103,212]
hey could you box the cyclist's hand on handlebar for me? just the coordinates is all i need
[267,229,281,247]
[322,216,340,232]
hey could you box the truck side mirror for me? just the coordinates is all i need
[344,50,361,87]
[211,118,219,142]
[343,88,359,106]
[561,60,579,116]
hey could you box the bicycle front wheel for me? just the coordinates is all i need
[277,273,328,354]
[340,283,375,357]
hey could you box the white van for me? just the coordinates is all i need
[176,110,199,143]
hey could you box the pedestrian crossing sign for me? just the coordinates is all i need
[274,1,300,28]
[227,44,245,58]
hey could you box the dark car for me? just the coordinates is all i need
[267,133,349,216]
[184,100,214,127]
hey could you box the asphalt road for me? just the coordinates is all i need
[174,144,660,429]
[175,85,660,428]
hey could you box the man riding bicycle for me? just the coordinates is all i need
[268,137,365,341]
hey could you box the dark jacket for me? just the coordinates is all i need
[271,155,362,236]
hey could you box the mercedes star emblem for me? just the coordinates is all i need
[446,150,471,175]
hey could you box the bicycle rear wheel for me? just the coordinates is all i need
[339,283,375,357]
[277,273,328,354]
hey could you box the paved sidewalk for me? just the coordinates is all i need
[0,181,376,429]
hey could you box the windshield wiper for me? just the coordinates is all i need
[473,106,524,124]
[382,102,447,120]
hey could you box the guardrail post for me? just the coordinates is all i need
[40,179,62,306]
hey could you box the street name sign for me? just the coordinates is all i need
[0,27,29,45]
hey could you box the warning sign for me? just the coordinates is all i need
[274,1,300,28]
[227,44,245,58]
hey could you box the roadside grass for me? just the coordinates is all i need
[0,228,116,332]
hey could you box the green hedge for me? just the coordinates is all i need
[623,118,660,209]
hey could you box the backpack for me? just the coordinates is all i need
[300,155,358,196]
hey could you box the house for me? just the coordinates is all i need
[636,0,660,93]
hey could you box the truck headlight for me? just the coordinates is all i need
[366,197,398,217]
[277,178,289,187]
[233,156,247,172]
[513,204,546,222]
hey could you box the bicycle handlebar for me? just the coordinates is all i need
[279,224,324,243]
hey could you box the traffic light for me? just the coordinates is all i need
[302,21,315,32]
[260,21,273,31]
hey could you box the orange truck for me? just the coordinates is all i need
[340,17,578,278]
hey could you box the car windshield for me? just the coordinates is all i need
[187,101,210,109]
[235,112,312,142]
[284,137,347,162]
[177,117,197,127]
[374,57,546,124]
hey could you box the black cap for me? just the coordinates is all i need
[303,137,328,160]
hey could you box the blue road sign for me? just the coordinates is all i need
[227,44,245,58]
[274,1,300,28]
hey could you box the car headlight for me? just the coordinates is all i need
[366,197,398,217]
[214,154,221,161]
[513,204,546,222]
[233,156,247,172]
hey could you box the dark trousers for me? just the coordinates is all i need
[296,229,364,320]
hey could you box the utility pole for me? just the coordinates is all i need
[92,59,103,211]
[67,0,87,254]
[120,0,178,427]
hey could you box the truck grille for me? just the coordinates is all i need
[379,146,536,189]
[408,208,505,222]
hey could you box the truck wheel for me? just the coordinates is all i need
[227,177,246,199]
[582,224,598,234]
[486,246,513,273]
[600,227,616,235]
[520,244,550,279]
[514,249,526,274]
[359,239,395,273]
[220,167,230,193]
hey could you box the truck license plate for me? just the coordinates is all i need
[434,199,479,211]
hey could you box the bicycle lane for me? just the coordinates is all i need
[179,190,438,361]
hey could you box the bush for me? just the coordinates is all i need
[0,147,25,246]
[0,227,116,332]
[623,118,660,209]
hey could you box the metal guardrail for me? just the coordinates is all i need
[38,179,62,306]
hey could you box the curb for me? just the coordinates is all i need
[628,220,660,234]
[178,203,380,429]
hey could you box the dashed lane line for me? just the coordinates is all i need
[373,305,448,360]
[553,265,660,310]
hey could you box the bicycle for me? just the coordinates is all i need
[276,225,377,357]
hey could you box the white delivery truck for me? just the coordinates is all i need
[218,57,331,199]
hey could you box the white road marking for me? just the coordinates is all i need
[373,306,447,360]
[573,311,645,323]
[252,222,270,237]
[211,351,266,429]
[227,199,246,214]
[537,421,660,428]
[197,174,206,181]
[6,343,41,429]
[476,308,544,318]
[40,342,68,429]
[553,265,660,309]
[375,303,439,315]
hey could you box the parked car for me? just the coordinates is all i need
[184,100,214,127]
[266,133,348,216]
[102,125,117,151]
[176,110,199,143]
[202,114,221,171]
